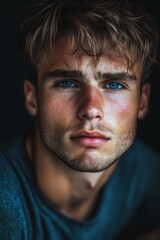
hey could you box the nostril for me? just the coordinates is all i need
[79,108,103,120]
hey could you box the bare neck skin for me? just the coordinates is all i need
[25,126,118,220]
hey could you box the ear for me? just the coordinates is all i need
[24,80,38,116]
[138,83,150,120]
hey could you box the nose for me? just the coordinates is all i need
[77,86,104,121]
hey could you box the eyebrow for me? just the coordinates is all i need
[43,69,137,82]
[43,69,83,81]
[96,72,137,82]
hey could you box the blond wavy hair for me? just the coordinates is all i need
[20,0,159,83]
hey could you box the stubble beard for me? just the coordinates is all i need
[39,119,136,173]
[40,130,134,173]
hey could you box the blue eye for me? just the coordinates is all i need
[57,81,77,88]
[105,82,124,90]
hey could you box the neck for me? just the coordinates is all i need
[25,126,118,220]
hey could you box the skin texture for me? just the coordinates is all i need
[24,37,150,219]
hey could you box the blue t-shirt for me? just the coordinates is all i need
[0,137,160,240]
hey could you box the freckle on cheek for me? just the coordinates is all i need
[118,104,133,117]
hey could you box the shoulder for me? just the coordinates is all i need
[123,138,160,170]
[0,139,29,239]
[0,139,25,186]
[116,140,160,237]
[119,138,160,197]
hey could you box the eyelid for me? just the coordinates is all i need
[54,79,79,88]
[54,78,77,83]
[102,81,126,90]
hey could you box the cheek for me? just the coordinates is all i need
[38,94,74,124]
[37,96,71,141]
[117,102,137,119]
[104,96,139,125]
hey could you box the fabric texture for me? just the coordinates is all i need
[0,137,160,240]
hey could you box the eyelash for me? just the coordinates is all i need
[54,80,125,91]
[55,80,78,88]
[103,82,125,90]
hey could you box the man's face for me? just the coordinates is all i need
[25,38,149,172]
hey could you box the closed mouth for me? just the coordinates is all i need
[71,131,110,147]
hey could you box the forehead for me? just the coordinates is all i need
[37,37,141,78]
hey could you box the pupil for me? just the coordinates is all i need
[64,81,70,87]
[110,83,117,88]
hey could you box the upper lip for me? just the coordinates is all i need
[71,131,110,139]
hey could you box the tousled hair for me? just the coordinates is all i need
[19,0,159,83]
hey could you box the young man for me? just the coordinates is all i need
[0,0,160,239]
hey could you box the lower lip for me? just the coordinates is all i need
[71,137,109,147]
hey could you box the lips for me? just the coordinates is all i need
[71,131,110,147]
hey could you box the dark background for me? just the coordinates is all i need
[0,0,160,152]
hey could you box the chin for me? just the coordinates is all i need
[61,152,119,173]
